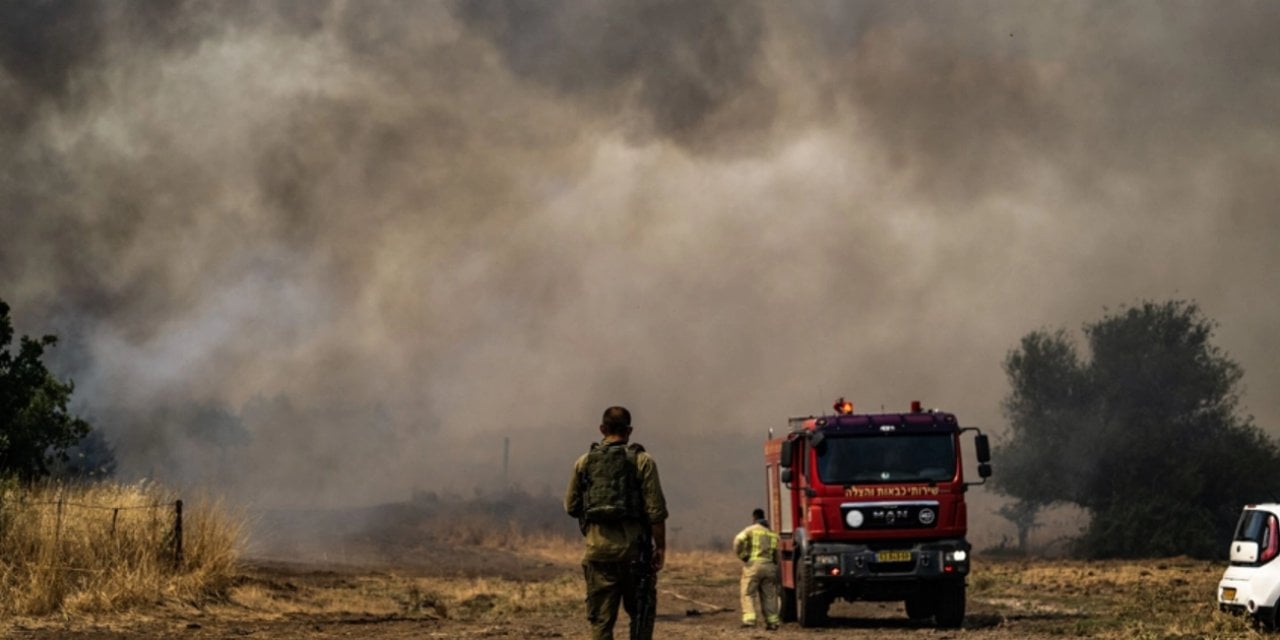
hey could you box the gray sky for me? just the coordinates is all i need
[2,1,1278,545]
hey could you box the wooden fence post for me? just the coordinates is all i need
[54,493,64,555]
[173,499,184,570]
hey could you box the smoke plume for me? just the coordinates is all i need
[2,0,1279,546]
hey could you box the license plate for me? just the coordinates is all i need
[1223,587,1237,601]
[875,550,912,563]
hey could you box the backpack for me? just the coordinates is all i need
[579,442,647,523]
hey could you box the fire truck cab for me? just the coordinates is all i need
[765,399,992,628]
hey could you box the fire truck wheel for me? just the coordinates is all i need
[934,580,966,629]
[780,585,797,622]
[796,564,828,628]
[905,594,937,621]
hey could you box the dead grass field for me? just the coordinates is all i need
[0,492,1260,639]
[0,482,239,617]
[0,534,1264,640]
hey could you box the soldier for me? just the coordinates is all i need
[734,507,780,630]
[565,406,669,640]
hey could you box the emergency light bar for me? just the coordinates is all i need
[831,398,925,415]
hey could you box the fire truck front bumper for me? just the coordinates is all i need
[806,539,970,594]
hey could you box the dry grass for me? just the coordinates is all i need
[0,480,242,615]
[435,512,566,551]
[514,529,740,570]
[224,570,583,623]
[236,523,1265,638]
[477,537,1268,638]
[5,486,1259,640]
[970,556,1259,639]
[221,531,736,623]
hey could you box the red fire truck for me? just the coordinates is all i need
[765,399,992,628]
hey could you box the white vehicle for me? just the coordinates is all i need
[1219,504,1280,629]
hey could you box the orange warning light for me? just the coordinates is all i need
[833,398,854,415]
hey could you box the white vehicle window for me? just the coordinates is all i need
[1234,509,1280,563]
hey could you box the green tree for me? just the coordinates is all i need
[0,298,92,481]
[994,300,1280,558]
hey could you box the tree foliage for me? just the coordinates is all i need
[994,300,1280,558]
[0,298,93,481]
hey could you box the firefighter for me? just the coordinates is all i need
[565,406,669,640]
[734,507,781,630]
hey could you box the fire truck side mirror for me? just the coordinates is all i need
[779,440,794,468]
[780,468,792,484]
[974,434,991,463]
[978,462,993,479]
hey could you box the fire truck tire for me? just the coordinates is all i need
[796,564,828,628]
[780,586,797,622]
[905,594,937,621]
[934,580,966,629]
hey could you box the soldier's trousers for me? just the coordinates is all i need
[740,560,780,626]
[583,559,657,640]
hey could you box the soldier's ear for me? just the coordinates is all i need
[599,424,609,437]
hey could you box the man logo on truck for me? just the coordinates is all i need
[764,399,992,629]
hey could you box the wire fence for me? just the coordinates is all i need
[0,490,185,571]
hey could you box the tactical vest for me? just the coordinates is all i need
[580,442,647,523]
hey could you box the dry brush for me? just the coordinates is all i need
[0,480,241,615]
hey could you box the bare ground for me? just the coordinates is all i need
[1,542,1258,640]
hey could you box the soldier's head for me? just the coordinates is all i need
[599,406,632,440]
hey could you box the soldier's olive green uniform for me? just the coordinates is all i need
[734,521,781,628]
[565,441,668,640]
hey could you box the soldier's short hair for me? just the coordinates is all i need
[601,406,632,435]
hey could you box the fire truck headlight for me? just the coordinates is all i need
[814,554,839,566]
[945,550,968,563]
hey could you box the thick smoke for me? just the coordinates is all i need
[451,0,775,153]
[2,0,1279,546]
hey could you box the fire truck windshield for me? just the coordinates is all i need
[815,434,956,484]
